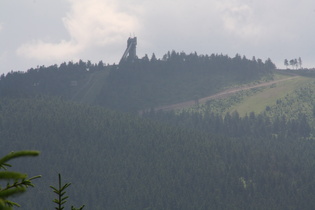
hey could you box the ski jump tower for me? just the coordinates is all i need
[119,37,137,63]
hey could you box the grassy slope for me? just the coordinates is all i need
[227,73,314,116]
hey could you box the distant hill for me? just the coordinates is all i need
[0,51,275,112]
[0,60,108,101]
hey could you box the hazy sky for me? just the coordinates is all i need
[1,0,315,74]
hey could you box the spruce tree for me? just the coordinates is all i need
[50,174,85,210]
[0,150,41,210]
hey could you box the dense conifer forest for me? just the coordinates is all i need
[2,96,315,210]
[2,52,315,209]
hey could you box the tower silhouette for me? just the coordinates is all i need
[120,37,137,63]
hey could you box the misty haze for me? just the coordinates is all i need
[1,1,315,209]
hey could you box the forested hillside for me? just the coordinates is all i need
[0,60,107,99]
[3,52,315,209]
[100,52,275,111]
[1,97,315,209]
[0,51,275,112]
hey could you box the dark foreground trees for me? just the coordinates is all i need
[0,151,40,210]
[50,174,85,210]
[0,150,85,210]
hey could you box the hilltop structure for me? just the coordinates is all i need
[120,37,137,63]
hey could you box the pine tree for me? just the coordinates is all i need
[0,151,41,210]
[50,174,85,210]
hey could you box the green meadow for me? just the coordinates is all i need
[227,74,314,116]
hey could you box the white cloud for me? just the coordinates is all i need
[17,0,140,61]
[216,1,261,38]
[7,0,315,71]
[17,40,81,60]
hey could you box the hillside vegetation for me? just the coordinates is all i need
[1,97,315,210]
[0,51,275,112]
[228,73,313,116]
[185,71,315,130]
[100,52,274,111]
[2,53,315,209]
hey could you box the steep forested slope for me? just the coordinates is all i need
[0,51,275,112]
[100,52,275,111]
[2,97,315,209]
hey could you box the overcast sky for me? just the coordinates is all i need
[1,0,315,74]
